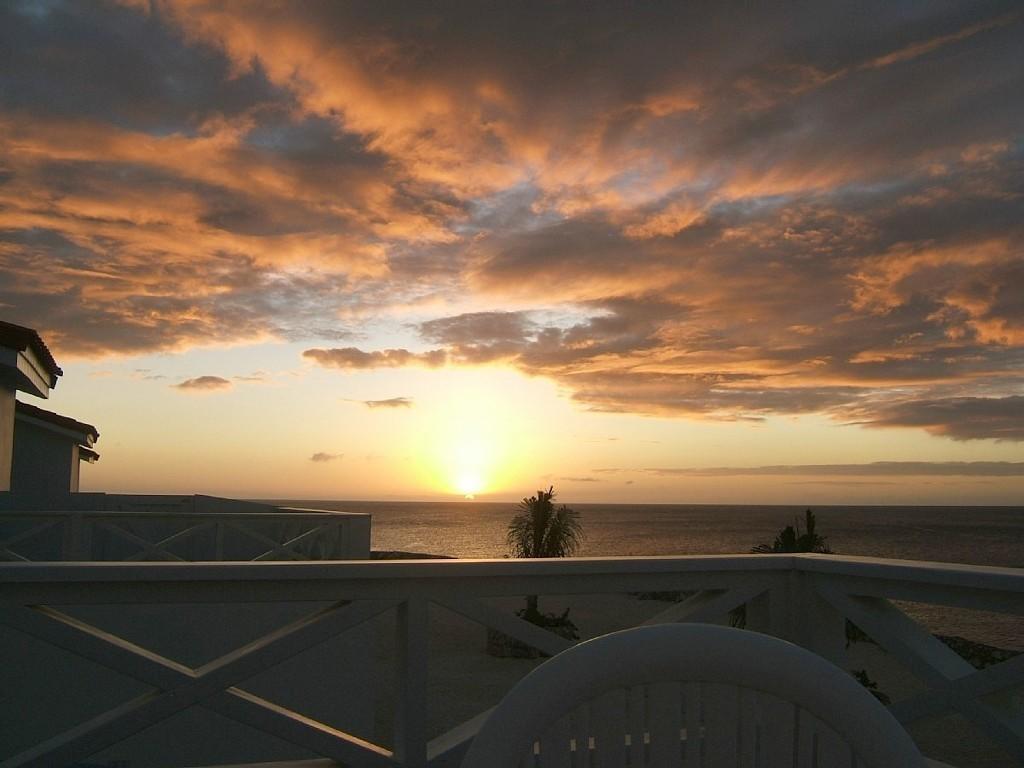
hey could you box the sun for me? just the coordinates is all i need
[414,408,497,497]
[409,369,551,498]
[455,469,484,498]
[413,376,524,497]
[443,429,491,496]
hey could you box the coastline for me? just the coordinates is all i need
[371,550,454,560]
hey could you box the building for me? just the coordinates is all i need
[0,319,65,493]
[11,400,99,499]
[0,319,375,765]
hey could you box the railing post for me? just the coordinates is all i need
[394,597,429,768]
[790,570,846,667]
[348,514,372,558]
[747,567,845,667]
[62,513,92,561]
[745,573,789,638]
[329,519,344,559]
[214,521,225,560]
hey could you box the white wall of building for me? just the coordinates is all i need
[10,417,77,498]
[0,389,13,492]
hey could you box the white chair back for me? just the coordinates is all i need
[462,623,925,768]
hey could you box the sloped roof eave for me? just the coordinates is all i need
[15,400,99,443]
[0,320,62,378]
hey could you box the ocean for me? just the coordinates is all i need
[273,500,1024,648]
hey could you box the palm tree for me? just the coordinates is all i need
[507,486,583,620]
[741,509,885,700]
[732,509,831,628]
[751,508,831,554]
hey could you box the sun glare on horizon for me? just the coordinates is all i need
[411,373,540,498]
[455,469,484,499]
[449,433,490,496]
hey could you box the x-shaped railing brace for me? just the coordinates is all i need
[816,584,1024,763]
[0,599,397,768]
[0,579,773,768]
[0,521,61,562]
[96,520,204,562]
[227,520,342,561]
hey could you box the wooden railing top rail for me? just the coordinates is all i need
[793,553,1024,592]
[1,554,1021,599]
[0,553,795,581]
[0,509,369,520]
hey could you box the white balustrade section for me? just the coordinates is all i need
[0,507,370,561]
[0,554,1021,768]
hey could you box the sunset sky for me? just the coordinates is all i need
[1,1,1022,503]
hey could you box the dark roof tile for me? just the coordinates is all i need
[15,400,99,442]
[0,320,62,377]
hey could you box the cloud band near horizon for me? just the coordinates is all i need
[597,462,1024,477]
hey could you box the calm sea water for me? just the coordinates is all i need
[275,500,1024,565]
[271,500,1024,647]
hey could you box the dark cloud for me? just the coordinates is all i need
[310,452,342,463]
[786,480,901,486]
[173,375,232,392]
[363,397,414,409]
[420,311,534,346]
[0,227,366,356]
[303,347,446,370]
[419,311,535,364]
[0,1,284,131]
[855,397,1024,441]
[625,461,1024,477]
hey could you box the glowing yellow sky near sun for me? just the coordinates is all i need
[413,378,528,496]
[39,345,1024,504]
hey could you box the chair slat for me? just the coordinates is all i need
[627,685,645,767]
[683,682,702,768]
[592,689,627,768]
[757,693,796,768]
[796,708,817,768]
[703,682,739,767]
[647,682,682,765]
[539,713,573,768]
[571,702,591,768]
[738,688,758,768]
[816,721,854,768]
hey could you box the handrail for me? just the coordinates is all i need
[0,509,367,520]
[2,553,1021,592]
[0,552,795,578]
[795,553,1024,591]
[1,554,1021,768]
[0,507,371,562]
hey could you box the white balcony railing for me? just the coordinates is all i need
[0,554,1022,768]
[0,506,371,561]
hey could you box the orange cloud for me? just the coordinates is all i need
[303,347,447,370]
[2,1,1022,442]
[173,375,233,392]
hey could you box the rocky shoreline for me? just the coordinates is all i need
[937,634,1020,669]
[371,550,454,560]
